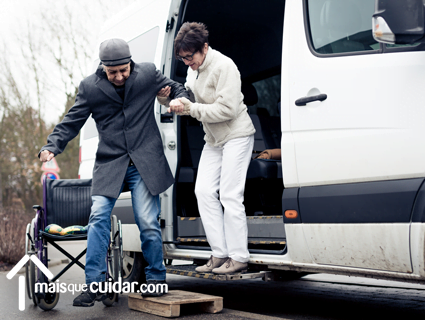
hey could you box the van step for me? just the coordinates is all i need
[176,237,286,246]
[166,264,272,281]
[178,215,285,241]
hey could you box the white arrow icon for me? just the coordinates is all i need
[7,255,54,311]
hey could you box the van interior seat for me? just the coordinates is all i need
[177,82,282,183]
[247,113,282,180]
[243,82,282,180]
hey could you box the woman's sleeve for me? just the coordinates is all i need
[190,62,242,123]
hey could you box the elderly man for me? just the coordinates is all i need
[39,39,188,306]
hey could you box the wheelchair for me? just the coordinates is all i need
[25,177,123,311]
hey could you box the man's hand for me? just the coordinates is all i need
[157,86,171,97]
[40,150,55,162]
[167,99,185,113]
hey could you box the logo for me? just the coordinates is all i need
[6,255,53,311]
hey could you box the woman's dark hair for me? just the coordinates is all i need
[174,22,209,58]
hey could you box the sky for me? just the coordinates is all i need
[0,0,137,124]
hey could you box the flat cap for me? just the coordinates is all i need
[99,38,132,66]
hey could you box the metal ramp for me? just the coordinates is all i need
[166,264,273,281]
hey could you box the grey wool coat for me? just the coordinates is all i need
[40,61,189,198]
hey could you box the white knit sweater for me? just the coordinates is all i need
[184,47,256,147]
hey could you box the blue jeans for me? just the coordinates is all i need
[85,165,166,284]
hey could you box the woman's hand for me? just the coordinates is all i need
[168,97,192,115]
[168,99,185,113]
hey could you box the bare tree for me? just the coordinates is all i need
[0,0,137,209]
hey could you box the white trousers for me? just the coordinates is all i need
[195,135,254,263]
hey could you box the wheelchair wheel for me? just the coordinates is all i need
[37,290,60,311]
[103,215,121,306]
[25,223,32,300]
[102,291,118,307]
[29,260,38,306]
[28,219,38,306]
[111,215,121,281]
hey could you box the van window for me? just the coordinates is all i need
[128,27,159,63]
[307,0,379,55]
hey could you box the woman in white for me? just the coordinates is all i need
[162,22,255,274]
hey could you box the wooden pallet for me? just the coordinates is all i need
[128,290,223,318]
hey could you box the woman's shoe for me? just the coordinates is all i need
[195,255,228,273]
[212,258,248,274]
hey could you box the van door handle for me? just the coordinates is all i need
[295,94,327,106]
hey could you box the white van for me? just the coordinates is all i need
[79,0,425,284]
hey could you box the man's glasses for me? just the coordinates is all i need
[177,51,196,61]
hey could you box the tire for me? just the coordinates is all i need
[103,215,121,306]
[122,251,147,286]
[271,271,309,281]
[102,291,118,307]
[37,290,60,311]
[28,218,38,306]
[29,260,38,306]
[31,257,60,311]
[25,223,32,300]
[110,215,121,281]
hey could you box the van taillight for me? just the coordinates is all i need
[79,147,82,164]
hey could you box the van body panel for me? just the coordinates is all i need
[122,224,142,251]
[97,0,172,67]
[78,116,97,179]
[298,178,423,224]
[302,223,412,272]
[410,223,425,278]
[164,245,425,284]
[289,0,425,188]
[284,224,314,263]
[280,0,299,188]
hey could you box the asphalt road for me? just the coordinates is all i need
[2,242,425,320]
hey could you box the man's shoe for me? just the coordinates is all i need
[141,280,168,297]
[212,258,248,274]
[195,255,228,273]
[73,283,107,307]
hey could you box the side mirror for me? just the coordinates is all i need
[373,0,425,44]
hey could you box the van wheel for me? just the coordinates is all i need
[271,271,308,281]
[122,251,146,288]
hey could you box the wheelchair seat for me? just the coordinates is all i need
[39,231,88,241]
